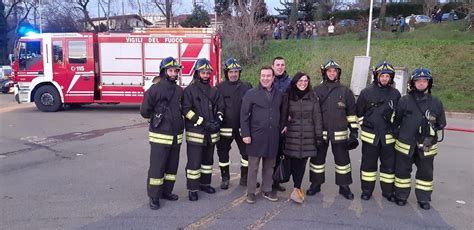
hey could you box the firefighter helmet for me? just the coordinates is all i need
[223,58,242,80]
[320,59,342,80]
[372,61,395,85]
[159,56,182,77]
[193,58,213,79]
[409,67,433,93]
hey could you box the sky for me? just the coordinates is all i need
[86,0,282,17]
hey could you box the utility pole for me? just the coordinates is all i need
[39,0,42,33]
[366,0,374,57]
[122,0,125,15]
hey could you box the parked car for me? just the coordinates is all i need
[405,15,431,24]
[442,13,459,21]
[337,19,356,27]
[0,78,14,94]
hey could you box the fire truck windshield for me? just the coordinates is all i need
[19,41,42,70]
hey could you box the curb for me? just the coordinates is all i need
[446,112,474,119]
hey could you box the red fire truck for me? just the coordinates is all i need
[12,28,221,112]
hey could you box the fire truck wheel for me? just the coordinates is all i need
[34,85,62,112]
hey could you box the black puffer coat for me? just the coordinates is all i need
[280,91,323,158]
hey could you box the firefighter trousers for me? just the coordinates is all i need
[360,142,396,196]
[147,143,180,199]
[186,143,215,191]
[216,130,247,181]
[309,141,352,186]
[394,148,434,203]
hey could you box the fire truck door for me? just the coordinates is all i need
[62,39,94,102]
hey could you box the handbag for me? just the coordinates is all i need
[272,154,291,183]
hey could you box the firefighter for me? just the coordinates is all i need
[356,61,401,201]
[216,58,252,189]
[183,58,225,201]
[393,67,446,210]
[140,57,184,210]
[306,59,358,200]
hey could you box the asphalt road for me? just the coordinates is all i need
[0,94,473,230]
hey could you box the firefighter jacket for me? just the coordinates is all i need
[280,90,323,158]
[356,83,401,146]
[216,80,252,137]
[140,78,184,146]
[274,71,292,93]
[313,81,357,143]
[393,91,446,158]
[183,80,225,146]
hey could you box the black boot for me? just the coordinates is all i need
[220,166,230,190]
[418,201,430,210]
[306,184,321,196]
[200,185,216,194]
[221,180,230,190]
[188,191,198,201]
[382,193,396,202]
[162,193,179,201]
[395,198,407,206]
[149,197,160,210]
[339,185,354,200]
[360,192,372,200]
[239,176,247,186]
[272,183,286,192]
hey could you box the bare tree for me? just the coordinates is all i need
[74,0,97,32]
[5,0,34,33]
[0,0,34,65]
[98,0,112,31]
[378,0,387,29]
[151,0,174,27]
[290,0,299,23]
[43,0,83,32]
[224,0,266,63]
[423,0,437,16]
[135,0,146,27]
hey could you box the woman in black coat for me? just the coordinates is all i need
[281,72,323,203]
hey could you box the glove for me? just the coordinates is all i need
[392,129,399,139]
[421,136,434,152]
[347,132,359,150]
[204,120,220,133]
[315,135,324,147]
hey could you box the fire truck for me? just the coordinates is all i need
[12,28,221,112]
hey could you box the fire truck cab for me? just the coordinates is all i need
[12,28,221,112]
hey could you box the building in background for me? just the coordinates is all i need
[84,14,153,31]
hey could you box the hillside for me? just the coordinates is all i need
[234,21,474,112]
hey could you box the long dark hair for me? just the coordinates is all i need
[288,72,312,99]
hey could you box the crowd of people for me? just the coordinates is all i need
[272,20,321,40]
[140,56,446,212]
[391,7,458,33]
